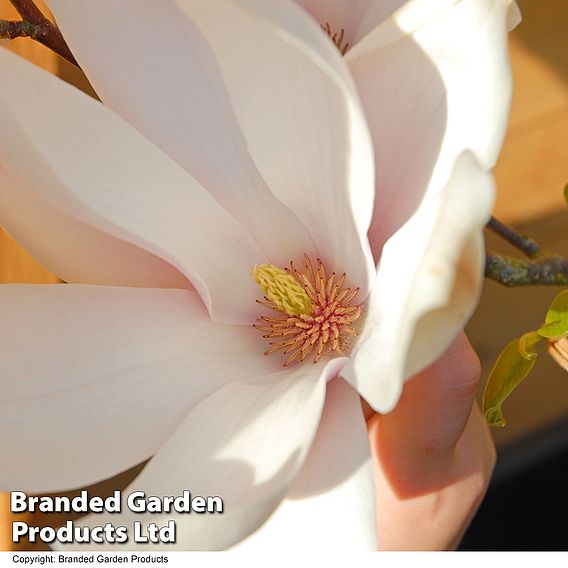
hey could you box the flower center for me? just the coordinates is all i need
[252,254,362,367]
[321,22,350,55]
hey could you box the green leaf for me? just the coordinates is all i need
[537,289,568,339]
[482,331,541,427]
[564,183,568,206]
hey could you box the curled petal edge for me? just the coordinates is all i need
[342,152,495,413]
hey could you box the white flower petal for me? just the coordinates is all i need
[54,358,347,550]
[409,0,514,170]
[0,285,280,492]
[235,378,377,551]
[295,0,446,46]
[356,0,452,41]
[178,0,376,296]
[0,47,264,324]
[347,1,520,56]
[347,0,513,256]
[343,153,494,412]
[507,1,522,30]
[46,0,315,266]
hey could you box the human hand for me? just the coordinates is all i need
[366,333,495,550]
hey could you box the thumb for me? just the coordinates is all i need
[368,332,481,493]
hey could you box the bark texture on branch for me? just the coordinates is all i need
[6,0,77,66]
[485,254,568,287]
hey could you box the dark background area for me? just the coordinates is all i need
[460,417,568,550]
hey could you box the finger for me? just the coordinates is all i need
[379,331,480,456]
[368,332,482,496]
[369,403,496,550]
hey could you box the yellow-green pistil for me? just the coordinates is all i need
[252,254,362,367]
[252,264,312,316]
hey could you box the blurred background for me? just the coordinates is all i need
[462,0,568,550]
[1,0,567,552]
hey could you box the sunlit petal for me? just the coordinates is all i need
[53,359,347,550]
[236,378,377,550]
[348,0,513,256]
[0,285,283,492]
[343,153,494,412]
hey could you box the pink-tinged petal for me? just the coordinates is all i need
[292,0,372,45]
[0,285,282,493]
[178,0,376,297]
[235,378,377,551]
[0,48,264,324]
[343,153,494,413]
[347,0,514,257]
[349,36,448,259]
[0,167,189,290]
[46,0,314,266]
[53,358,348,551]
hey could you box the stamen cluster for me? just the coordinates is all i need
[254,255,361,367]
[321,22,350,55]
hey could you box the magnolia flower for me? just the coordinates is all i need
[0,0,517,551]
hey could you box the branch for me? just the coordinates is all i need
[8,0,45,21]
[485,254,568,287]
[486,216,540,258]
[0,18,47,40]
[484,215,568,286]
[7,0,78,67]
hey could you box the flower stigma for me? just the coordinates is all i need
[321,22,350,55]
[252,255,362,367]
